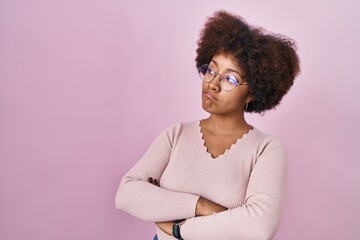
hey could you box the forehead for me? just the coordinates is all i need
[210,53,242,74]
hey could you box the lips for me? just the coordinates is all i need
[203,91,218,101]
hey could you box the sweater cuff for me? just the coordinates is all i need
[179,216,195,238]
[183,194,200,218]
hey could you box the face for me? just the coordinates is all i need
[201,53,253,115]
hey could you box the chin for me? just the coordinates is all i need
[201,104,220,115]
[202,103,243,116]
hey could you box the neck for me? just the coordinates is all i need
[204,112,252,134]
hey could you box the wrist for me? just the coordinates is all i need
[173,219,186,240]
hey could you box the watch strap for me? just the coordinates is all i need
[172,219,186,240]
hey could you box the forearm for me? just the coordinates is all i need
[116,176,200,222]
[156,221,173,236]
[195,196,227,216]
[180,200,283,240]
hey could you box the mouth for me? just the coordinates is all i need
[203,91,218,101]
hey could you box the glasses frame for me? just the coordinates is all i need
[198,64,248,92]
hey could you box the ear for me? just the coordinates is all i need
[246,93,254,104]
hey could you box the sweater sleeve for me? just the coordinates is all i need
[115,123,200,222]
[180,138,288,240]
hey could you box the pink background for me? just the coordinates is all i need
[1,0,359,239]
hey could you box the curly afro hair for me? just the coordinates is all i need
[196,11,300,113]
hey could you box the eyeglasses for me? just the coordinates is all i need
[198,64,248,91]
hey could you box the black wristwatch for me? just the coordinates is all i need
[172,219,186,240]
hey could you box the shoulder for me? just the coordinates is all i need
[157,120,199,145]
[162,120,199,133]
[249,127,287,158]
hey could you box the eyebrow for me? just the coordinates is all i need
[210,59,242,77]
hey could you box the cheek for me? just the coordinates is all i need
[223,91,248,106]
[202,81,208,89]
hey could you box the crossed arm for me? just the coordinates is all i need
[148,176,227,236]
[156,197,227,235]
[115,125,288,240]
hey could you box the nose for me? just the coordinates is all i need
[208,74,221,92]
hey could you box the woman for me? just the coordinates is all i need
[116,10,300,240]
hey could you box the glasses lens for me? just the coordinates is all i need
[220,73,238,91]
[199,64,213,82]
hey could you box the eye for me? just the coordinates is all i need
[223,74,238,85]
[199,64,217,82]
[207,67,216,76]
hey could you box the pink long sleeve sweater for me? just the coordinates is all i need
[116,120,288,240]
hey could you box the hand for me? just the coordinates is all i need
[195,197,227,216]
[148,177,160,186]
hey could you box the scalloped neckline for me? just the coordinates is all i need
[198,119,254,159]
